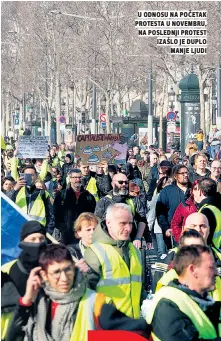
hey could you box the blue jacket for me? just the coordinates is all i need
[156,184,190,233]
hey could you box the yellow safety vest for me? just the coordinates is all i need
[86,177,99,202]
[156,268,178,292]
[146,286,219,340]
[1,260,17,274]
[15,187,47,226]
[106,195,135,215]
[199,204,221,249]
[71,289,111,341]
[88,242,142,318]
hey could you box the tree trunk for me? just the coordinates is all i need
[55,73,61,144]
[106,90,111,134]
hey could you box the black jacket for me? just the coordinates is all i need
[94,190,151,242]
[53,185,96,244]
[151,280,221,341]
[189,169,211,183]
[1,272,20,315]
[61,161,74,179]
[126,163,142,181]
[81,172,112,198]
[199,193,221,247]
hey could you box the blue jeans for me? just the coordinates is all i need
[211,145,220,159]
[155,233,166,258]
[197,141,203,151]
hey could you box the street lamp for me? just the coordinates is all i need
[168,86,176,148]
[168,86,176,110]
[212,94,217,125]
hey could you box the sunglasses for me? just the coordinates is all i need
[115,180,129,185]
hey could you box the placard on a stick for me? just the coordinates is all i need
[17,136,49,159]
[75,134,128,165]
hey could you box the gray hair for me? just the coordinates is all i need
[106,203,132,221]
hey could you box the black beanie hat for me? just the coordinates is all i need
[159,160,172,168]
[66,154,72,160]
[20,221,46,241]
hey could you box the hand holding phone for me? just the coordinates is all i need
[20,173,33,187]
[23,267,43,304]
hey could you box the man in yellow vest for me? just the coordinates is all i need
[84,203,145,319]
[146,245,221,341]
[5,244,109,341]
[195,178,221,249]
[8,166,55,234]
[77,160,112,201]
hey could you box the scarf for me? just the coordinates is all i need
[24,270,86,341]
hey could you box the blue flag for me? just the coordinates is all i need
[1,192,30,265]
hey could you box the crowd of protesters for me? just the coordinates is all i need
[1,128,221,341]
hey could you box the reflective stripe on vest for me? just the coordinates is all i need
[89,242,142,319]
[105,195,135,216]
[199,204,221,249]
[70,289,111,341]
[86,177,99,202]
[1,312,13,340]
[146,286,218,340]
[15,187,46,226]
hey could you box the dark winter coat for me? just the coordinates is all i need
[53,185,96,244]
[94,190,151,242]
[156,183,191,234]
[150,279,221,341]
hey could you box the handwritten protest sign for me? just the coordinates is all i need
[76,134,128,164]
[17,136,48,159]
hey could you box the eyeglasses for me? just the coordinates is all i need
[115,180,129,185]
[48,265,74,279]
[70,176,82,179]
[177,172,189,175]
[211,167,221,170]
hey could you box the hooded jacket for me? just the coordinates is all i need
[171,197,198,243]
[199,193,221,247]
[150,279,221,341]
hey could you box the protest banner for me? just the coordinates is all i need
[75,134,128,164]
[1,192,30,265]
[17,135,49,159]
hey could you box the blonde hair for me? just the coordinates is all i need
[194,152,208,164]
[74,213,99,238]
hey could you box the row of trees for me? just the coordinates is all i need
[1,1,221,143]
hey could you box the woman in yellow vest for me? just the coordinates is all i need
[5,244,110,341]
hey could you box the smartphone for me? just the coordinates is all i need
[20,173,32,187]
